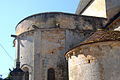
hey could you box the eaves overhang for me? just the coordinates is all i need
[65,30,120,58]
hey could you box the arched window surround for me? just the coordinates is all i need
[47,68,55,80]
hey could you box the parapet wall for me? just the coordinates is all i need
[16,12,105,35]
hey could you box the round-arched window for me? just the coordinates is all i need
[47,68,55,80]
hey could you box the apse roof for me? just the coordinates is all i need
[65,30,120,55]
[82,30,120,44]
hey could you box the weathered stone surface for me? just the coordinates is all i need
[10,68,25,80]
[106,0,120,19]
[82,0,107,18]
[15,27,94,80]
[76,0,120,19]
[14,12,107,80]
[67,41,120,80]
[16,12,105,35]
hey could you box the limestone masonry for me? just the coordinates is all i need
[11,0,120,80]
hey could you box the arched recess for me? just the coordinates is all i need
[47,68,55,80]
[21,64,33,80]
[23,67,29,80]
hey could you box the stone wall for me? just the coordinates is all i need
[16,12,105,35]
[106,0,120,19]
[67,41,120,80]
[82,0,107,18]
[15,12,105,80]
[76,0,120,19]
[16,28,95,80]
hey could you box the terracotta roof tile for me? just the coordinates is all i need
[82,30,120,44]
[65,30,120,56]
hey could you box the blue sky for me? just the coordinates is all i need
[0,0,80,78]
